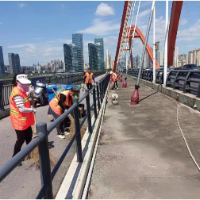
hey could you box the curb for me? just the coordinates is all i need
[56,91,107,199]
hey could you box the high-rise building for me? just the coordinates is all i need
[158,50,164,66]
[94,38,104,71]
[143,50,151,68]
[72,33,84,72]
[106,49,111,70]
[8,53,21,74]
[63,44,73,72]
[70,43,79,72]
[192,49,200,66]
[88,43,98,71]
[179,54,187,67]
[173,47,178,68]
[196,49,200,66]
[0,46,5,76]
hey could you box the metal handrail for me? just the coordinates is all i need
[0,73,110,199]
[127,69,200,97]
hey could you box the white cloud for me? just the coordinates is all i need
[8,43,33,48]
[141,1,152,9]
[180,19,188,26]
[95,3,115,16]
[177,19,200,42]
[18,3,26,8]
[78,18,119,36]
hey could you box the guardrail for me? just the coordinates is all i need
[127,69,200,97]
[0,73,110,199]
[0,71,104,110]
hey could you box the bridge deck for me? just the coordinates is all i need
[88,76,200,199]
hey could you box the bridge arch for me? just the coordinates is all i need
[125,25,159,68]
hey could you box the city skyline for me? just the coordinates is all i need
[1,1,200,71]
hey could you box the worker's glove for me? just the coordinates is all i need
[32,108,37,114]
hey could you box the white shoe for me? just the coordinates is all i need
[64,131,70,136]
[57,134,65,139]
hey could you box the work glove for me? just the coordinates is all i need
[32,108,37,114]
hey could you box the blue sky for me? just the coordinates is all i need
[0,1,199,66]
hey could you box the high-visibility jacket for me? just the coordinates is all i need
[10,86,35,131]
[85,72,94,84]
[111,73,118,82]
[49,90,72,116]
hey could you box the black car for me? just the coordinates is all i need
[178,64,200,70]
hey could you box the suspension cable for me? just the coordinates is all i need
[117,1,135,71]
[118,1,136,72]
[126,1,141,73]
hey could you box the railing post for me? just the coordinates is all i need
[0,83,4,110]
[96,81,101,111]
[73,98,83,162]
[36,122,53,199]
[92,84,98,119]
[85,89,92,134]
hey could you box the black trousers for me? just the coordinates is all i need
[13,126,33,157]
[87,83,93,90]
[50,107,71,135]
[114,81,118,88]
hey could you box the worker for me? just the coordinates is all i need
[49,86,81,139]
[84,69,95,90]
[10,74,36,166]
[110,71,118,89]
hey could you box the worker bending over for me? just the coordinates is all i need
[10,74,36,166]
[49,86,80,139]
[84,69,95,90]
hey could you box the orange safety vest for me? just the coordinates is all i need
[112,73,118,81]
[49,90,72,116]
[85,72,94,84]
[10,87,35,131]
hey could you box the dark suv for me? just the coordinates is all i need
[178,64,199,70]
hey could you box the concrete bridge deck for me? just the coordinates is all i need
[0,74,105,199]
[88,76,200,199]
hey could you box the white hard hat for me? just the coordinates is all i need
[17,74,31,84]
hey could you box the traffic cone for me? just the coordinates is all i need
[122,78,127,88]
[130,86,140,105]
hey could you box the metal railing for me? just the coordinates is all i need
[127,69,200,97]
[0,71,104,110]
[0,73,110,199]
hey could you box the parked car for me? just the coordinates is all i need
[177,64,200,70]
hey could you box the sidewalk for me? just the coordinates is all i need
[88,77,200,199]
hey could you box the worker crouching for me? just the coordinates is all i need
[49,86,82,139]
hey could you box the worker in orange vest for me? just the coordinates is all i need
[84,69,95,90]
[49,86,80,139]
[110,71,118,89]
[10,74,36,166]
